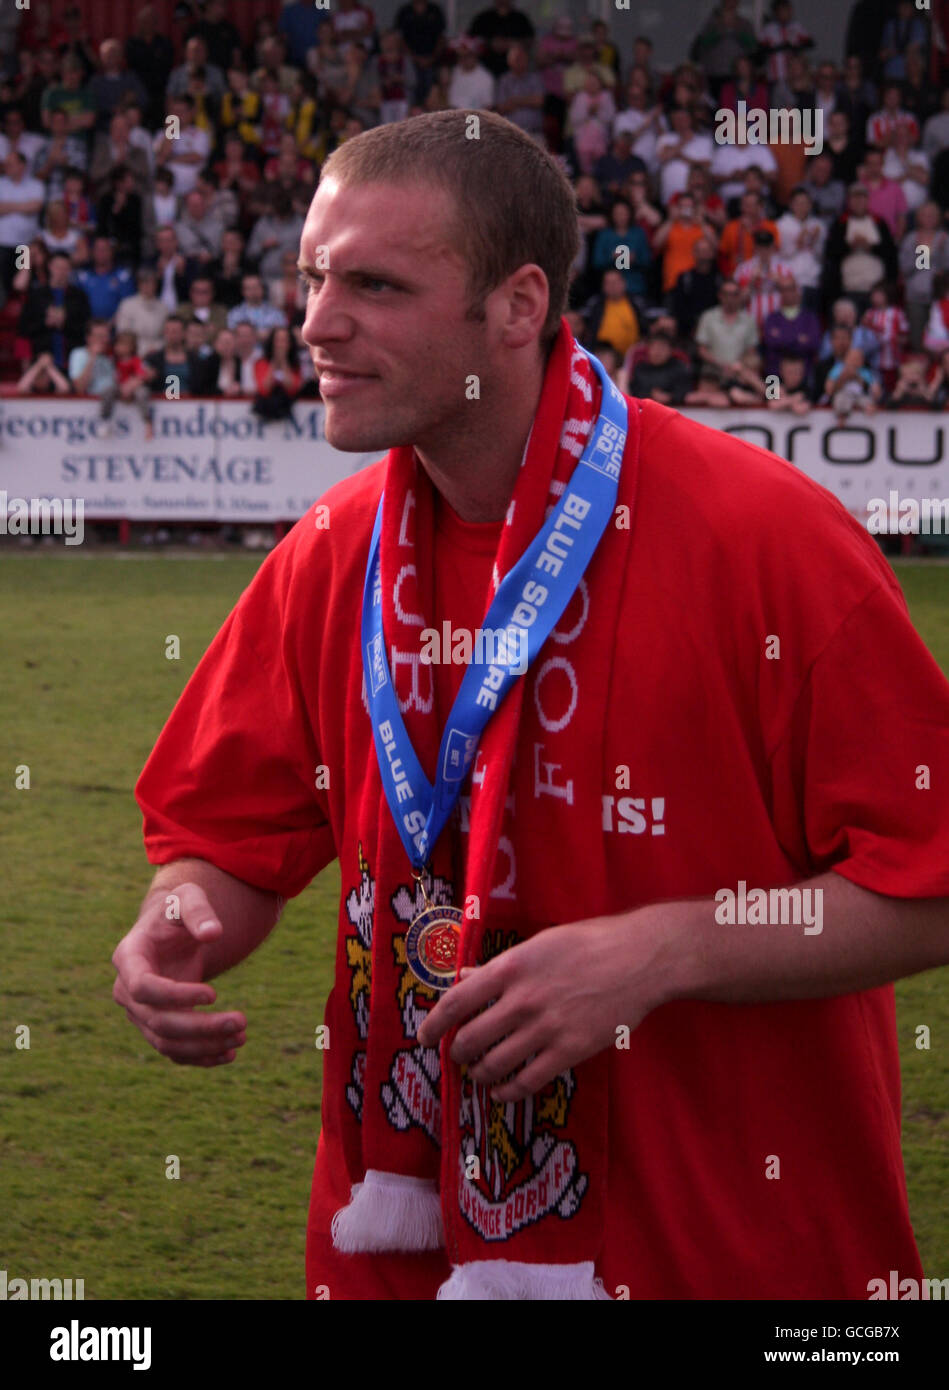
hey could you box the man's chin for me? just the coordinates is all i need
[322,407,391,455]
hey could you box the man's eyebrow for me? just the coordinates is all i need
[296,261,415,288]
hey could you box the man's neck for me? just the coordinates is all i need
[414,348,547,524]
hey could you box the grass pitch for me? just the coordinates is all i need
[0,551,947,1298]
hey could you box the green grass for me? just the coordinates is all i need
[0,552,947,1298]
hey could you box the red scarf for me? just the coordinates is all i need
[332,322,642,1296]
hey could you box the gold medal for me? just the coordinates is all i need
[405,869,462,992]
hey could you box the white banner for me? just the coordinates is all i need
[0,399,945,523]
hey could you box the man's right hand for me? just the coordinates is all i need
[112,882,247,1067]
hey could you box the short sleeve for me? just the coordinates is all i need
[135,561,336,899]
[769,581,949,897]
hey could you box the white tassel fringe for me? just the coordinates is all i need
[331,1169,445,1253]
[436,1259,612,1300]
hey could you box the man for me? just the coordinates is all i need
[88,38,148,133]
[813,322,882,418]
[447,36,495,111]
[230,318,262,391]
[149,224,190,311]
[68,317,116,399]
[733,228,794,333]
[187,0,242,76]
[494,43,544,137]
[114,266,169,358]
[115,110,949,1303]
[654,104,712,208]
[153,96,212,200]
[124,6,175,129]
[0,149,45,290]
[18,250,90,368]
[167,35,227,102]
[227,273,287,338]
[822,183,898,316]
[33,105,88,200]
[800,151,845,226]
[860,145,908,242]
[592,129,645,199]
[395,0,447,104]
[39,53,95,137]
[760,276,822,378]
[143,313,192,395]
[717,190,780,279]
[695,277,759,374]
[668,234,720,337]
[74,235,135,321]
[0,106,47,167]
[176,274,229,337]
[628,326,692,403]
[581,267,639,359]
[176,188,226,267]
[468,0,535,79]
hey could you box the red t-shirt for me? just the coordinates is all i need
[136,401,949,1298]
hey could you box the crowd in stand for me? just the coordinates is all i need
[1,0,948,420]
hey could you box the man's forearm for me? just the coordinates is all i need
[142,858,284,978]
[650,871,949,1007]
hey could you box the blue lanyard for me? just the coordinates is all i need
[361,346,627,871]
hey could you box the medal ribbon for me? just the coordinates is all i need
[361,346,627,873]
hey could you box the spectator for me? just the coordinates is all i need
[569,72,616,177]
[39,53,95,137]
[655,105,713,208]
[819,296,881,371]
[824,110,862,187]
[495,42,544,137]
[775,186,825,309]
[879,0,927,83]
[719,55,769,116]
[689,0,757,96]
[624,168,664,246]
[591,197,651,302]
[18,249,89,368]
[887,352,941,408]
[208,228,247,310]
[144,315,192,396]
[307,26,350,106]
[75,235,134,319]
[0,149,45,290]
[279,0,331,72]
[331,0,376,57]
[800,152,846,226]
[866,83,920,150]
[120,99,155,176]
[39,200,81,258]
[838,52,876,134]
[231,319,263,393]
[695,279,759,374]
[758,0,813,87]
[148,224,189,310]
[10,235,48,296]
[0,106,44,167]
[153,96,212,199]
[149,169,178,244]
[654,192,716,296]
[764,354,812,413]
[177,188,226,268]
[710,132,778,212]
[268,249,308,327]
[58,6,98,83]
[177,274,228,337]
[612,67,663,169]
[184,319,220,394]
[761,277,822,377]
[629,329,693,404]
[882,125,930,218]
[114,266,169,358]
[447,37,496,111]
[582,267,640,359]
[468,1,535,80]
[215,134,262,222]
[168,36,226,103]
[246,191,305,284]
[923,274,949,356]
[16,350,71,395]
[562,33,616,99]
[88,38,147,133]
[61,167,95,236]
[101,329,153,434]
[823,183,898,314]
[369,30,418,126]
[922,88,949,162]
[593,130,646,200]
[812,61,841,123]
[718,190,780,278]
[719,346,769,405]
[590,20,620,79]
[860,146,908,241]
[253,324,301,420]
[899,202,949,351]
[862,282,909,393]
[669,235,721,337]
[32,106,87,200]
[95,166,143,268]
[395,0,447,106]
[124,6,174,129]
[814,324,881,417]
[68,317,116,405]
[89,112,150,201]
[734,230,794,332]
[227,273,287,337]
[188,0,242,76]
[213,326,242,396]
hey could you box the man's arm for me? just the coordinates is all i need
[112,858,284,1066]
[419,871,949,1101]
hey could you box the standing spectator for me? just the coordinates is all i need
[144,315,192,396]
[899,202,949,351]
[168,36,226,102]
[331,0,376,57]
[863,283,909,392]
[32,106,87,201]
[89,112,150,200]
[593,130,646,200]
[655,105,713,208]
[246,192,306,284]
[39,54,95,137]
[801,152,846,225]
[612,68,663,169]
[149,225,189,311]
[468,1,535,80]
[231,319,262,393]
[568,72,616,176]
[88,39,147,133]
[718,190,780,278]
[114,266,169,357]
[860,147,908,242]
[758,0,813,87]
[188,0,242,76]
[252,324,301,420]
[447,37,495,111]
[879,0,928,82]
[823,184,897,314]
[95,166,144,268]
[17,250,89,369]
[668,235,721,337]
[38,201,82,258]
[881,126,930,219]
[654,191,716,295]
[75,235,135,319]
[695,279,759,373]
[372,31,418,126]
[177,275,228,337]
[68,318,116,406]
[824,110,862,187]
[495,43,544,137]
[689,0,757,98]
[58,6,98,83]
[582,268,640,359]
[866,84,920,150]
[562,34,616,99]
[0,150,44,291]
[629,329,693,404]
[153,97,211,200]
[176,188,226,268]
[719,54,769,115]
[0,107,45,166]
[761,277,823,377]
[102,329,154,434]
[124,6,174,130]
[279,1,331,72]
[734,230,794,332]
[922,88,949,162]
[227,273,287,338]
[775,186,825,309]
[208,227,247,310]
[591,198,651,302]
[395,0,447,106]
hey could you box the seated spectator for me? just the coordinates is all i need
[720,345,768,405]
[582,268,640,359]
[563,32,616,98]
[838,53,876,135]
[257,71,296,159]
[591,198,651,302]
[177,274,229,337]
[800,152,845,226]
[654,105,713,208]
[32,106,87,199]
[695,279,759,376]
[253,34,302,95]
[227,273,288,337]
[188,0,243,75]
[862,282,908,393]
[95,166,143,268]
[125,5,175,129]
[149,225,190,311]
[177,188,226,267]
[569,70,617,177]
[89,111,150,200]
[775,186,824,310]
[866,82,920,150]
[822,184,898,316]
[68,318,116,405]
[18,250,89,369]
[886,352,940,409]
[710,141,778,213]
[758,0,813,86]
[214,134,262,223]
[733,229,793,332]
[812,60,841,123]
[150,169,178,241]
[39,200,82,258]
[881,125,929,219]
[269,249,309,326]
[654,192,716,297]
[307,24,350,106]
[102,329,153,434]
[764,355,812,414]
[879,0,927,82]
[718,54,768,115]
[591,339,622,384]
[494,42,542,136]
[246,191,306,283]
[818,296,881,372]
[689,0,757,97]
[898,202,949,352]
[39,53,95,137]
[668,234,721,337]
[718,191,780,278]
[813,324,882,418]
[629,328,692,405]
[74,235,134,320]
[11,236,50,297]
[209,228,248,310]
[16,350,72,396]
[922,87,949,161]
[612,67,663,169]
[684,359,733,407]
[0,149,45,290]
[860,146,908,242]
[824,110,861,187]
[761,277,822,377]
[684,166,726,233]
[253,324,302,420]
[213,327,244,396]
[184,320,220,394]
[88,39,148,132]
[153,96,212,199]
[120,99,157,179]
[231,319,263,392]
[168,36,226,102]
[593,130,645,199]
[923,274,949,356]
[114,266,169,358]
[144,315,192,396]
[0,106,45,167]
[220,67,263,149]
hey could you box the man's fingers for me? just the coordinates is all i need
[449,993,531,1067]
[463,1023,547,1086]
[417,959,507,1047]
[169,881,224,943]
[489,1048,564,1103]
[136,1019,244,1064]
[128,1003,246,1043]
[129,970,217,1010]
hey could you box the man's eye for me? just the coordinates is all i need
[361,278,390,293]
